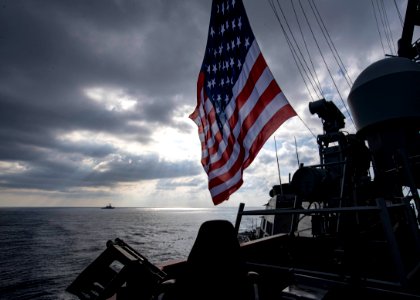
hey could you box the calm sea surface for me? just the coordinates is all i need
[0,207,259,300]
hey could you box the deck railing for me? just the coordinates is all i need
[234,198,420,288]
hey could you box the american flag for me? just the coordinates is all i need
[190,0,296,205]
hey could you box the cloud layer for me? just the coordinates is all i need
[0,0,409,206]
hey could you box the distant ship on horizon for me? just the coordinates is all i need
[101,203,114,209]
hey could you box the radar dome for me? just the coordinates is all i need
[348,57,420,135]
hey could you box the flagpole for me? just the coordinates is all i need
[274,136,283,196]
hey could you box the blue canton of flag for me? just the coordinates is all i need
[190,0,296,205]
[202,0,254,130]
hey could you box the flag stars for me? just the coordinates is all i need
[211,79,216,87]
[236,36,241,47]
[238,17,242,30]
[245,37,250,48]
[213,64,217,73]
[207,81,212,89]
[207,65,211,74]
[219,45,223,55]
[232,0,235,8]
[232,19,236,30]
[210,27,215,37]
[221,24,225,36]
[237,59,242,69]
[231,40,235,49]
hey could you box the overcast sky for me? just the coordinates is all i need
[0,0,413,207]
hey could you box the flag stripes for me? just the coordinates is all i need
[191,38,295,204]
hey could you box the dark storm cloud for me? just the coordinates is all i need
[0,0,210,193]
[0,0,206,126]
[0,91,153,146]
[85,154,201,185]
[0,151,200,191]
[55,139,116,158]
[0,0,208,95]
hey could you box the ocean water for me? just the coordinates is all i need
[0,207,259,300]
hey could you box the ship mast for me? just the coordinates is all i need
[398,0,420,59]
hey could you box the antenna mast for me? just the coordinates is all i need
[274,136,283,195]
[294,136,300,167]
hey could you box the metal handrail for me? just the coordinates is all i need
[239,206,380,216]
